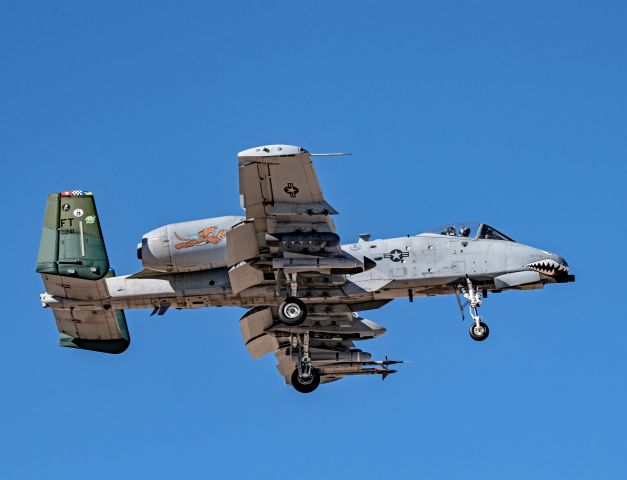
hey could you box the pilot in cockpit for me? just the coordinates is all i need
[460,226,471,237]
[446,226,457,236]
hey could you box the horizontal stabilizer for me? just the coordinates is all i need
[50,271,131,354]
[58,309,130,354]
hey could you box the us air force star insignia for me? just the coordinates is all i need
[384,249,409,262]
[284,182,299,198]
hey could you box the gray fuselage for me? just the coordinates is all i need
[96,230,565,314]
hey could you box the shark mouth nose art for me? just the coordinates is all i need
[524,259,569,276]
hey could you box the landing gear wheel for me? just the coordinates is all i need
[278,296,307,326]
[291,368,320,394]
[469,322,490,341]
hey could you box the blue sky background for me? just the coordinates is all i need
[2,1,626,478]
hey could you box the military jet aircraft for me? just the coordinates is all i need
[37,145,574,393]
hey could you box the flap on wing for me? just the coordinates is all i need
[246,335,279,360]
[228,262,265,294]
[240,308,274,343]
[240,308,277,359]
[226,222,259,267]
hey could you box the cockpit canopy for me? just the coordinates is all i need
[420,222,515,241]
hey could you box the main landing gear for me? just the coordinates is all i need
[278,272,308,326]
[290,332,320,393]
[291,366,320,393]
[457,277,490,342]
[277,272,319,392]
[278,296,307,326]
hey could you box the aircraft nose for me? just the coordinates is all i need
[555,256,568,269]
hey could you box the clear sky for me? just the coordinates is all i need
[2,1,626,478]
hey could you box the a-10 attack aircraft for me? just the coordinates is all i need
[37,145,575,393]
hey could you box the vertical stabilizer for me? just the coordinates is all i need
[37,191,109,280]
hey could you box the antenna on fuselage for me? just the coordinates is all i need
[310,153,352,157]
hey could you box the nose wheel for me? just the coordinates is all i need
[469,321,489,341]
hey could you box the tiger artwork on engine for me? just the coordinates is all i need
[174,227,227,249]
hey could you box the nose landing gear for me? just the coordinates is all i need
[457,277,490,341]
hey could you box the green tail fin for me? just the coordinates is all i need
[36,191,109,280]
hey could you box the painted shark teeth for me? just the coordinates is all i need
[524,259,569,276]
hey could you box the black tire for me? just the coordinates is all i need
[278,296,307,326]
[469,321,490,341]
[291,368,320,394]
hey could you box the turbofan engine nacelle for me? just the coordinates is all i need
[137,216,244,273]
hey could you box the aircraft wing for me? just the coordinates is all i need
[227,144,352,293]
[237,144,338,236]
[231,146,396,386]
[239,304,395,386]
